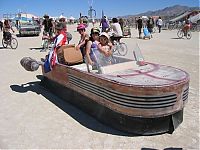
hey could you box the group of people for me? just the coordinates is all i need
[136,16,163,38]
[76,24,113,67]
[76,17,124,67]
[42,14,67,39]
[44,17,124,72]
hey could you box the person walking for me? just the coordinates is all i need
[157,16,163,33]
[0,21,3,31]
[147,17,154,37]
[100,16,109,32]
[137,17,143,38]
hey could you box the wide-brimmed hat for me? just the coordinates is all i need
[91,27,100,35]
[43,14,49,18]
[100,32,109,39]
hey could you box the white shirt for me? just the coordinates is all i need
[157,19,163,26]
[111,23,123,37]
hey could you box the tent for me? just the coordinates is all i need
[169,11,191,22]
[69,16,75,20]
[59,14,66,19]
[189,13,200,23]
[13,13,39,22]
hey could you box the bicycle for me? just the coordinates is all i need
[41,33,50,51]
[41,28,54,52]
[111,37,128,56]
[2,33,18,49]
[177,29,192,39]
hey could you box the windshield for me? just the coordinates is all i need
[89,48,134,74]
[88,44,144,74]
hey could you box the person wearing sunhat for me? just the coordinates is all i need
[98,32,113,57]
[59,17,67,32]
[85,27,101,66]
[42,14,53,36]
[97,32,113,66]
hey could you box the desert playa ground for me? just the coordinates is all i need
[0,24,199,149]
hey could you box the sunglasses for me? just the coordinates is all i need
[92,32,99,35]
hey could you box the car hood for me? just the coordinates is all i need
[20,25,40,29]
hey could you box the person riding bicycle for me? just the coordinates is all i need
[182,19,191,36]
[42,14,53,37]
[3,19,14,42]
[109,18,123,44]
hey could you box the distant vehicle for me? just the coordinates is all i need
[19,22,41,36]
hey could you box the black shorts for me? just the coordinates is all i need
[3,31,11,40]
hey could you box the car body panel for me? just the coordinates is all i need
[19,23,41,36]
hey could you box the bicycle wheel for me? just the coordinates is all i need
[168,24,173,30]
[118,43,128,56]
[186,31,192,39]
[10,38,18,49]
[177,30,183,38]
[2,39,8,48]
[112,43,118,54]
[43,40,49,50]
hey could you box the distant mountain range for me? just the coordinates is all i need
[121,5,199,18]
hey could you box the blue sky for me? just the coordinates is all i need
[0,0,199,19]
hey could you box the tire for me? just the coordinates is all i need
[177,30,183,38]
[2,38,8,48]
[168,25,173,30]
[10,38,18,49]
[186,31,192,39]
[118,43,128,56]
[112,45,117,54]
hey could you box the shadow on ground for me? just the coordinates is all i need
[10,75,136,136]
[16,34,40,37]
[141,148,182,150]
[170,37,183,40]
[29,47,45,51]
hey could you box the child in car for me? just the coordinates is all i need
[97,32,113,66]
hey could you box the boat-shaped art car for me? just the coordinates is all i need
[20,44,189,135]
